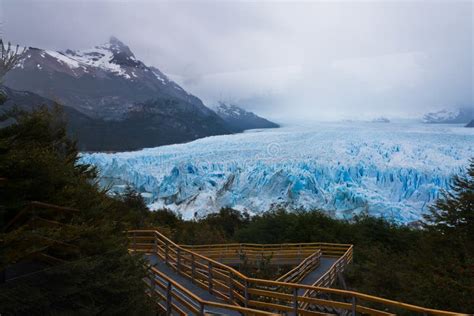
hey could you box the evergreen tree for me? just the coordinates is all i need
[424,159,474,241]
[0,106,154,315]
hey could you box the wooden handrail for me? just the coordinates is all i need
[148,265,277,315]
[128,229,467,316]
[276,249,322,283]
[4,201,80,231]
[182,242,354,247]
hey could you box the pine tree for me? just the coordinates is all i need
[424,159,474,241]
[0,106,154,315]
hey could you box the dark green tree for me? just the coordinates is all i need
[0,106,154,315]
[424,159,474,241]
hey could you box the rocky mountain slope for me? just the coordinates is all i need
[3,37,231,151]
[213,102,279,132]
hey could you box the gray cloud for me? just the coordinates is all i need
[1,0,472,122]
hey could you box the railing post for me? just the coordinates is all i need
[199,302,205,315]
[177,248,181,274]
[133,232,136,251]
[293,287,298,316]
[153,234,157,253]
[191,253,196,283]
[351,295,357,316]
[149,273,154,294]
[244,279,249,307]
[208,262,213,294]
[228,271,234,302]
[165,241,169,265]
[166,281,172,316]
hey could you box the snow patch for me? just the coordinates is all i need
[45,50,80,69]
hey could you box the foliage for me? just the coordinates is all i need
[0,38,26,81]
[238,253,284,280]
[424,159,474,241]
[0,106,154,315]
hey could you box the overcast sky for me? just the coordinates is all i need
[1,0,472,121]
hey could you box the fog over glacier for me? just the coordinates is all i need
[2,0,472,121]
[81,123,474,223]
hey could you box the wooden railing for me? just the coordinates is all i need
[180,241,352,289]
[182,243,323,265]
[309,243,353,289]
[4,201,80,232]
[276,249,321,283]
[129,230,466,316]
[145,265,276,315]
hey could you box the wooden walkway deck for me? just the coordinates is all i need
[147,253,338,314]
[129,230,466,316]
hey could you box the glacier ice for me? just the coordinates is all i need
[79,122,474,223]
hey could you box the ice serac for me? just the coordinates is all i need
[80,122,474,224]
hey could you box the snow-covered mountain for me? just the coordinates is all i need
[80,122,474,224]
[422,107,473,124]
[4,37,230,150]
[213,102,279,132]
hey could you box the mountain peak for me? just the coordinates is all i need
[94,36,139,67]
[109,35,124,45]
[108,36,130,52]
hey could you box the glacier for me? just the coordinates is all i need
[79,122,474,223]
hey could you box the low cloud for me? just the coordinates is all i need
[1,0,472,122]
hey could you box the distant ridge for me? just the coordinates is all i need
[422,107,473,124]
[213,102,279,132]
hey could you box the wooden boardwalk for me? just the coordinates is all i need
[147,253,338,314]
[5,200,464,315]
[130,230,466,316]
[147,255,243,315]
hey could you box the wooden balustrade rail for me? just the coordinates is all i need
[128,230,466,316]
[183,243,323,265]
[276,249,322,283]
[4,201,80,231]
[146,265,276,315]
